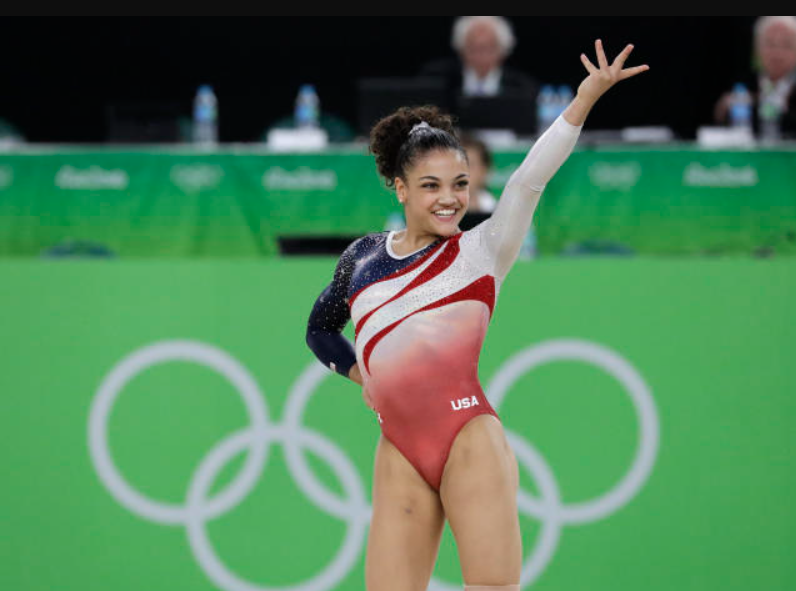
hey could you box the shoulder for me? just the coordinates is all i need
[332,232,387,284]
[458,219,497,277]
[350,231,387,251]
[786,80,796,104]
[338,231,387,262]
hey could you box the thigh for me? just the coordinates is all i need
[439,414,522,586]
[366,434,446,591]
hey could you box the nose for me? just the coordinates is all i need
[438,196,457,207]
[442,189,460,202]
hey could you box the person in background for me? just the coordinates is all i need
[419,16,537,98]
[713,15,796,138]
[459,132,497,213]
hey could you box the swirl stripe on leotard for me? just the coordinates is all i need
[348,245,448,328]
[361,274,495,374]
[347,236,449,309]
[354,234,463,338]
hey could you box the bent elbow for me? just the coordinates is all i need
[305,324,318,351]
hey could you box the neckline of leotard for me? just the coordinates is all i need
[385,230,442,260]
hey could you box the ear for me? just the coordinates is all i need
[395,177,407,204]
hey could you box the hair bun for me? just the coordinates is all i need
[369,105,459,188]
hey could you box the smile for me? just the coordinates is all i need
[433,209,458,220]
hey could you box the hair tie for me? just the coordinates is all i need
[409,121,434,137]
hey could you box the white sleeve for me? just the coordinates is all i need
[462,114,582,281]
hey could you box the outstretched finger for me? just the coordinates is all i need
[619,64,650,79]
[595,38,609,70]
[580,52,598,74]
[613,43,634,70]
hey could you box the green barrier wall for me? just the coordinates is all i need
[1,146,795,257]
[1,258,794,590]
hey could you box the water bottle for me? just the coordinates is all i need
[294,84,320,129]
[192,85,218,145]
[728,83,753,132]
[536,85,556,134]
[556,85,574,119]
[518,223,537,260]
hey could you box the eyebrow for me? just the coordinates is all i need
[418,173,469,181]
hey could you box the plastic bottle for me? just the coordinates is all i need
[536,85,556,134]
[557,84,574,119]
[294,84,320,129]
[192,85,218,145]
[728,83,753,133]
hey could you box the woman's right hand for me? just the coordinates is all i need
[348,362,363,385]
[348,363,375,410]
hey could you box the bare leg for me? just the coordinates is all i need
[365,434,446,591]
[439,415,522,586]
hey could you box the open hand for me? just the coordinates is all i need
[577,39,649,104]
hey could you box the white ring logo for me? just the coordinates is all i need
[88,339,659,590]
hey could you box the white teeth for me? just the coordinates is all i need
[434,209,455,216]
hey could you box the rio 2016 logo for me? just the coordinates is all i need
[88,339,659,591]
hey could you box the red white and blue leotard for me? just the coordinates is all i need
[306,115,582,490]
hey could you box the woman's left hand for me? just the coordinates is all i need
[576,39,649,105]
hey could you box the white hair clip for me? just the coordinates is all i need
[409,121,434,136]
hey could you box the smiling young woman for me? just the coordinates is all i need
[306,39,649,591]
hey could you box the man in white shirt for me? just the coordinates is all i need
[419,16,537,99]
[457,16,513,97]
[755,16,796,134]
[713,15,796,138]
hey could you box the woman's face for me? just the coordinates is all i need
[395,148,470,237]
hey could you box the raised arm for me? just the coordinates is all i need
[477,40,649,280]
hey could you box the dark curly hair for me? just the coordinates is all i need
[369,105,466,188]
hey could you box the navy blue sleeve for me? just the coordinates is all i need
[305,238,361,379]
